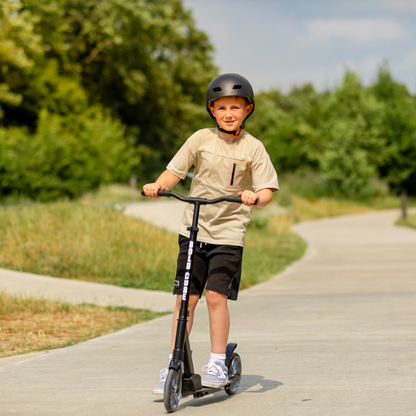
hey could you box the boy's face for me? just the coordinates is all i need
[210,96,253,132]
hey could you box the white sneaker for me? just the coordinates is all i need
[201,361,228,388]
[152,368,168,395]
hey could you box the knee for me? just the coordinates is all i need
[206,290,227,309]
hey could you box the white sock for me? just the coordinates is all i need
[209,352,226,366]
[169,353,173,363]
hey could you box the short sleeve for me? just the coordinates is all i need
[251,143,279,192]
[166,132,199,179]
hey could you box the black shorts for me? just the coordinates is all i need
[173,235,243,301]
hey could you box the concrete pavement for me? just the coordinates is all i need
[0,206,415,415]
[0,268,174,313]
[124,199,185,234]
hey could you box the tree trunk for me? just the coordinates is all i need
[401,192,407,221]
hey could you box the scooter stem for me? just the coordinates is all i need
[171,202,201,367]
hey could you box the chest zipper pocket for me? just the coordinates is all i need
[230,163,237,186]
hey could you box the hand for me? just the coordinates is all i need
[142,183,168,199]
[238,190,258,206]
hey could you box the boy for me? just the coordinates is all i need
[143,73,279,394]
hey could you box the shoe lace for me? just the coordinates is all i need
[202,361,227,379]
[159,367,169,382]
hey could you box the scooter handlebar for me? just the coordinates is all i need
[141,189,257,205]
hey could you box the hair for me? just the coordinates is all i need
[210,96,250,107]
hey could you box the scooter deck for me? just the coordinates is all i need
[181,372,240,398]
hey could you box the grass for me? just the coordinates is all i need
[0,292,166,359]
[78,183,144,206]
[396,214,416,229]
[0,202,178,291]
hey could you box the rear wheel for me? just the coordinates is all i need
[164,368,182,413]
[225,353,242,396]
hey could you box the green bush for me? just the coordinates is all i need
[0,109,138,201]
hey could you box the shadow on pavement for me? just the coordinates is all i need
[239,374,284,394]
[153,374,283,411]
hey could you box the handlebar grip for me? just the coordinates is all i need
[141,189,172,197]
[225,196,257,205]
[226,196,243,204]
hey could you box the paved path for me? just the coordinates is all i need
[0,268,173,313]
[124,199,185,234]
[1,206,415,415]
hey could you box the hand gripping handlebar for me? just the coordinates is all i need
[141,189,257,205]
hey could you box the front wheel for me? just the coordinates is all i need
[225,353,242,396]
[164,368,182,413]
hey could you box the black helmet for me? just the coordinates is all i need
[206,73,255,136]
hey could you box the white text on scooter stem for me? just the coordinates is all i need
[182,241,194,301]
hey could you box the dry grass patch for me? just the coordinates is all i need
[396,214,416,229]
[291,195,374,222]
[0,292,165,358]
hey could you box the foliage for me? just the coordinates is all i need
[0,0,43,116]
[371,62,416,196]
[0,0,217,201]
[0,109,137,201]
[317,72,386,197]
[250,68,416,199]
[18,0,217,176]
[2,0,416,200]
[249,84,322,172]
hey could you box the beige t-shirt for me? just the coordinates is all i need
[167,128,279,247]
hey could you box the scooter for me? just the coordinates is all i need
[141,189,243,413]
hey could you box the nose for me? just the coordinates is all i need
[225,107,232,118]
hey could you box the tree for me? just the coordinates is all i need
[318,72,386,197]
[1,1,140,201]
[0,109,138,201]
[371,62,416,199]
[250,84,323,172]
[20,0,217,177]
[0,0,42,119]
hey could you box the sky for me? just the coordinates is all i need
[182,0,416,94]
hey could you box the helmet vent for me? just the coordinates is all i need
[233,85,242,89]
[213,87,222,92]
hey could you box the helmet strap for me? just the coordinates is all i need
[218,123,245,137]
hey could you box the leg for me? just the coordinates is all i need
[200,290,230,388]
[206,290,229,354]
[153,294,199,395]
[170,294,199,353]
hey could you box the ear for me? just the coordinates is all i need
[210,106,216,119]
[246,103,253,116]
